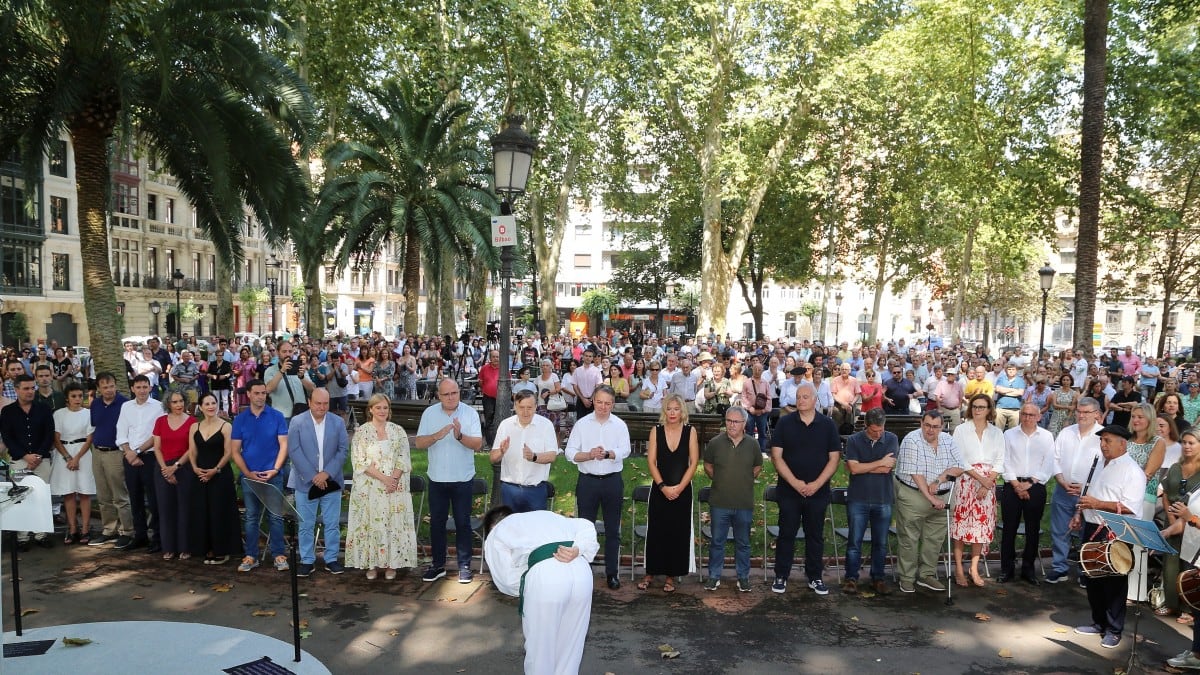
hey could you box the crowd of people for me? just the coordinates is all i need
[5,327,1200,671]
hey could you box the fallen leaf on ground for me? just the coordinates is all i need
[21,608,39,616]
[130,595,144,600]
[63,637,92,646]
[658,644,675,652]
[1053,628,1068,634]
[188,590,196,594]
[975,612,991,622]
[934,630,945,634]
[998,648,1012,658]
[388,629,399,636]
[212,583,233,592]
[252,609,277,617]
[994,588,1008,596]
[300,630,312,639]
[850,616,859,622]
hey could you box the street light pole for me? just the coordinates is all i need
[172,268,185,339]
[1037,262,1056,365]
[150,301,161,336]
[833,292,842,345]
[266,255,283,337]
[490,114,537,449]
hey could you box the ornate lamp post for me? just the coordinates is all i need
[833,292,843,344]
[490,115,537,439]
[266,254,282,337]
[1037,262,1056,365]
[172,268,185,338]
[150,301,161,336]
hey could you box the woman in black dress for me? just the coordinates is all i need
[186,393,241,564]
[639,393,699,592]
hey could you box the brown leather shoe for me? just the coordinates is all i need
[872,579,891,595]
[841,579,858,594]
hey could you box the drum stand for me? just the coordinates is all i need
[1124,604,1147,674]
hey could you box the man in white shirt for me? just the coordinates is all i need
[1044,397,1103,585]
[491,390,560,512]
[571,350,603,418]
[671,358,700,414]
[1071,424,1146,650]
[115,375,166,552]
[1069,349,1090,391]
[566,385,630,590]
[998,403,1055,585]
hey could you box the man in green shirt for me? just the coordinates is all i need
[34,364,65,411]
[702,406,762,592]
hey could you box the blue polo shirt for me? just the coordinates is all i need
[845,429,898,504]
[89,393,128,447]
[232,406,288,471]
[995,374,1026,410]
[418,402,482,483]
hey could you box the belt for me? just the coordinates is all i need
[580,472,620,479]
[502,480,544,489]
[1015,477,1036,484]
[897,477,950,496]
[939,405,961,411]
[95,445,121,452]
[64,438,89,444]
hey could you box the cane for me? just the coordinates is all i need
[945,480,956,607]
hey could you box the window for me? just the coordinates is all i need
[146,194,158,221]
[146,247,157,279]
[48,140,68,177]
[52,252,70,290]
[192,252,200,280]
[575,220,591,236]
[1105,309,1122,327]
[1168,312,1180,330]
[113,182,138,215]
[604,253,620,270]
[1059,250,1077,265]
[165,198,175,224]
[49,196,68,234]
[574,254,592,269]
[165,250,175,276]
[113,146,138,177]
[0,241,42,293]
[1,172,39,234]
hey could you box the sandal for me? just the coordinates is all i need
[366,568,378,580]
[663,578,676,593]
[1179,614,1195,625]
[954,574,969,588]
[971,574,986,588]
[162,552,176,561]
[78,532,90,545]
[179,553,192,561]
[64,530,77,545]
[636,575,653,591]
[385,568,397,581]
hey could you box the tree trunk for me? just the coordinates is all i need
[469,255,488,335]
[536,143,574,338]
[402,225,420,334]
[305,265,322,338]
[424,257,440,336]
[951,220,978,343]
[440,247,456,337]
[1075,0,1108,354]
[216,250,235,337]
[72,123,126,392]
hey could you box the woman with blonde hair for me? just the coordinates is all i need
[345,393,418,580]
[638,394,699,592]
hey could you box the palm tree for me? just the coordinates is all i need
[312,80,497,335]
[0,0,313,386]
[1074,0,1108,353]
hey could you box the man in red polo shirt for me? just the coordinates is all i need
[479,349,500,444]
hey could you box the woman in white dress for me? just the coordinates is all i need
[639,361,667,413]
[950,393,1005,587]
[345,393,418,579]
[51,382,96,544]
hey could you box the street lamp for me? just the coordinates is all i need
[172,268,185,338]
[150,300,161,336]
[490,114,537,443]
[927,306,935,352]
[304,284,314,338]
[1151,321,1158,357]
[266,255,283,337]
[861,307,869,346]
[1037,262,1056,365]
[833,292,843,344]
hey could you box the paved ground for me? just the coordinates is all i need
[2,542,1195,674]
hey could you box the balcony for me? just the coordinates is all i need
[146,221,185,237]
[110,215,142,231]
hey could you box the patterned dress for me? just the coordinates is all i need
[345,421,418,570]
[1047,389,1076,436]
[1127,435,1163,513]
[949,422,1005,544]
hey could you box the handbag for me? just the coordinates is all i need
[752,381,768,411]
[281,368,308,417]
[547,392,568,412]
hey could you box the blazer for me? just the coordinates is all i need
[286,411,349,492]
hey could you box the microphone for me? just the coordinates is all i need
[1,458,30,498]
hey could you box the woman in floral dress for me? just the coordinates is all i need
[373,349,396,400]
[950,393,1005,587]
[1047,373,1079,435]
[345,393,418,579]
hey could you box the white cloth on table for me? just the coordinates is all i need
[50,407,96,496]
[484,510,599,675]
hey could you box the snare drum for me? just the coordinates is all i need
[1178,569,1200,612]
[1078,541,1133,578]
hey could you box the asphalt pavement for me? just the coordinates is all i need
[2,542,1195,674]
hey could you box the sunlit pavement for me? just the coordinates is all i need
[2,544,1190,674]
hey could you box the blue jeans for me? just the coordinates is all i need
[501,481,548,513]
[1049,484,1080,576]
[241,473,286,559]
[429,479,474,569]
[708,506,753,579]
[747,412,770,453]
[294,488,342,565]
[845,501,892,581]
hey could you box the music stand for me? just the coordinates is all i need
[242,478,303,663]
[1,473,54,667]
[1095,511,1175,673]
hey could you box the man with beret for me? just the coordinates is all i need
[1071,424,1146,650]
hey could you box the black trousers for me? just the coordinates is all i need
[124,454,160,545]
[1000,482,1047,575]
[1083,523,1128,636]
[481,395,496,445]
[576,473,623,578]
[775,487,830,582]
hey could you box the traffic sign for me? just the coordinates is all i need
[491,215,517,247]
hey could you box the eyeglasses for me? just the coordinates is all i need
[970,405,989,410]
[724,418,745,424]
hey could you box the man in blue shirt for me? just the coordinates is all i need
[231,379,290,573]
[993,363,1026,431]
[414,378,484,583]
[87,372,134,549]
[843,408,898,595]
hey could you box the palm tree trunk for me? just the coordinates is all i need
[72,123,126,392]
[1075,0,1108,354]
[216,250,235,337]
[469,255,488,335]
[424,257,440,336]
[403,225,420,334]
[440,247,456,337]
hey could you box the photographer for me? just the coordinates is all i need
[264,340,314,422]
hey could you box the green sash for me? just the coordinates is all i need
[519,540,573,617]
